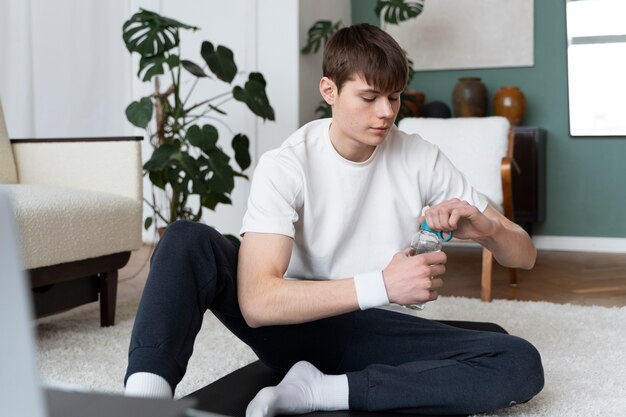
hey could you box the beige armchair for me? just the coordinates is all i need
[0,100,143,326]
[398,116,517,302]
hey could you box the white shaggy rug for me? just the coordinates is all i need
[37,297,626,416]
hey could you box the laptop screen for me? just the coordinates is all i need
[0,190,48,417]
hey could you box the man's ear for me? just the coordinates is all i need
[319,77,337,105]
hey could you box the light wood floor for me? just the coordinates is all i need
[118,245,626,308]
[438,246,626,307]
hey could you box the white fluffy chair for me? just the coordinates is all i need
[0,100,142,326]
[398,116,517,302]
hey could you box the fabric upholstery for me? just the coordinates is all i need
[11,140,142,201]
[0,100,18,184]
[0,184,142,269]
[398,117,510,209]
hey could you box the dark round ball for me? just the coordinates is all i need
[422,101,452,118]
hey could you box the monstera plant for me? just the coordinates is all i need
[123,9,275,233]
[301,0,425,121]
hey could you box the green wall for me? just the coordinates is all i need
[353,0,626,238]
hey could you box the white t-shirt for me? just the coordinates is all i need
[240,118,487,281]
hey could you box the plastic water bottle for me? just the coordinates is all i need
[405,220,453,310]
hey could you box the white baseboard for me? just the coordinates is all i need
[532,235,626,253]
[447,235,626,253]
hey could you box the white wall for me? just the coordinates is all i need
[255,0,300,159]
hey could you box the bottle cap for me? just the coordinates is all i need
[421,220,453,242]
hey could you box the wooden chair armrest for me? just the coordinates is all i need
[507,128,521,174]
[500,156,515,222]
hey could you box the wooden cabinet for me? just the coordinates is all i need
[512,127,546,235]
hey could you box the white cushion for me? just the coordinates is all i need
[398,116,510,208]
[12,140,142,201]
[0,100,18,184]
[0,184,142,269]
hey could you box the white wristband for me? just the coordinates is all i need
[353,270,389,310]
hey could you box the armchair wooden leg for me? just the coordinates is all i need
[99,270,118,327]
[481,248,493,302]
[508,267,518,286]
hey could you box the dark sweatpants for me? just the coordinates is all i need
[125,221,544,415]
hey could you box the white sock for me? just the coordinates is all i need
[125,372,173,398]
[245,361,349,417]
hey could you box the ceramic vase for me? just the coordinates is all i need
[452,77,488,117]
[493,86,526,126]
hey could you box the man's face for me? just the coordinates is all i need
[324,75,402,161]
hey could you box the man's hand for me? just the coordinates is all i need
[382,249,446,305]
[419,199,537,270]
[419,198,497,241]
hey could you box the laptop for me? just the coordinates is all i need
[0,191,226,417]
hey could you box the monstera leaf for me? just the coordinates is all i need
[301,20,344,54]
[122,8,197,57]
[125,97,153,128]
[375,0,424,25]
[143,143,181,171]
[138,54,180,81]
[182,60,208,78]
[186,124,218,153]
[206,151,235,195]
[233,73,275,121]
[201,42,237,83]
[232,134,251,171]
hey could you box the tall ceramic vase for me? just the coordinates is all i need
[493,86,526,126]
[452,77,488,117]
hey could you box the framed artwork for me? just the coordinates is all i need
[385,0,534,71]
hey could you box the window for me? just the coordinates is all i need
[566,0,626,136]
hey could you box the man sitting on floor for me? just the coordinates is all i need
[124,23,544,416]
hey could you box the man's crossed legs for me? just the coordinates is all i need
[125,221,544,415]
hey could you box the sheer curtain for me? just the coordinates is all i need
[0,0,36,137]
[0,0,134,138]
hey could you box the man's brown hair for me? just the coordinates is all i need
[323,23,408,93]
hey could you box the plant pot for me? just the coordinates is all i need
[452,77,488,117]
[493,86,526,126]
